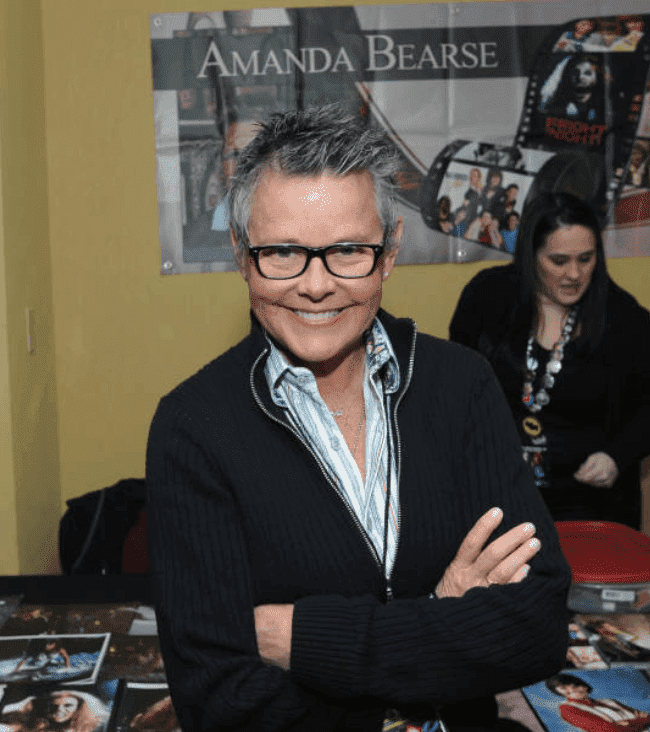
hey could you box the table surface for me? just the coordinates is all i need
[0,573,153,605]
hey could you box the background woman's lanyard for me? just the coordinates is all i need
[520,308,577,486]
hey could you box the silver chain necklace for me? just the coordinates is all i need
[522,307,577,413]
[351,403,366,457]
[333,402,366,456]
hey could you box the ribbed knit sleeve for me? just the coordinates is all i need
[290,352,571,707]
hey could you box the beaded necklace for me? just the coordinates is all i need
[520,307,577,486]
[522,307,577,411]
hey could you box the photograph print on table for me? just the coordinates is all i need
[496,688,548,732]
[0,634,110,685]
[574,615,650,668]
[523,668,650,732]
[110,683,179,732]
[98,636,165,684]
[0,682,116,732]
[565,621,608,670]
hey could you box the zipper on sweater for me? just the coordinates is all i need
[385,324,418,603]
[249,350,384,573]
[251,322,417,603]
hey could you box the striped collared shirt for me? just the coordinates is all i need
[265,318,400,577]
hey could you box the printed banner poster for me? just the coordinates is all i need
[150,1,650,274]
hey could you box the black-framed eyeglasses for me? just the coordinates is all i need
[247,241,387,280]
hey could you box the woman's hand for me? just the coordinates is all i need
[254,604,293,670]
[574,452,619,488]
[435,507,541,598]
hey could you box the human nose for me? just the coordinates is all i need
[296,253,336,297]
[565,260,580,280]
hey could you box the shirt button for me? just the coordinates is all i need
[298,375,309,386]
[330,437,341,450]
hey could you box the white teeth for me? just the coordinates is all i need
[295,310,340,320]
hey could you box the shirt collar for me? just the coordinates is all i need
[264,318,400,407]
[365,317,400,392]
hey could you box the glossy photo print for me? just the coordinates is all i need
[0,683,117,732]
[522,669,650,732]
[110,683,179,732]
[0,635,110,685]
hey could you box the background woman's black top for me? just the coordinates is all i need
[450,264,650,528]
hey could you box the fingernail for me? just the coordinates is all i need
[529,538,540,549]
[523,523,535,533]
[491,507,502,518]
[521,564,530,577]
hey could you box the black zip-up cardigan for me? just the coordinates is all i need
[146,309,571,732]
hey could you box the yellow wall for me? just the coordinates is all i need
[2,0,649,571]
[0,111,19,575]
[0,0,60,574]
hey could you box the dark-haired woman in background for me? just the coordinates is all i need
[450,192,650,528]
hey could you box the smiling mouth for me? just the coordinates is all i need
[294,309,342,321]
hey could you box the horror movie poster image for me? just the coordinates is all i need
[150,3,650,274]
[517,11,650,252]
[0,683,115,732]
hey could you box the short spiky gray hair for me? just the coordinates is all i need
[228,105,401,259]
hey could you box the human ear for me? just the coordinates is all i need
[231,229,249,281]
[381,217,402,279]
